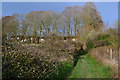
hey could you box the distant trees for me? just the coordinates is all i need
[63,6,82,36]
[50,12,59,36]
[76,2,103,45]
[72,7,82,36]
[81,2,103,31]
[2,2,104,42]
[2,16,18,42]
[13,13,27,36]
[62,7,72,36]
[26,12,38,36]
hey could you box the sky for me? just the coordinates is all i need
[2,0,119,2]
[2,2,118,27]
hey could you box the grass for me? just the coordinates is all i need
[69,54,113,78]
[46,62,73,80]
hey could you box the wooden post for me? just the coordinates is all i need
[110,48,112,60]
[107,49,109,53]
[37,37,39,44]
[28,36,31,43]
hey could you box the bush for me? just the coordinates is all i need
[46,62,73,79]
[87,41,95,50]
[108,35,118,48]
[86,34,112,50]
[96,34,110,41]
[2,43,74,79]
[3,49,58,78]
[77,29,99,49]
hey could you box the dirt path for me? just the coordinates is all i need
[69,54,113,78]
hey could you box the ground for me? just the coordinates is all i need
[69,54,113,78]
[2,42,116,79]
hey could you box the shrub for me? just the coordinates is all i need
[87,41,95,50]
[96,34,110,41]
[108,35,118,48]
[46,62,73,79]
[77,29,99,49]
[2,42,74,79]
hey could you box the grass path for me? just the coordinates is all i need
[69,54,113,78]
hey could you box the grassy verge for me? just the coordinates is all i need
[69,54,113,78]
[46,62,73,80]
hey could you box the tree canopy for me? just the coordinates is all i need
[2,2,104,40]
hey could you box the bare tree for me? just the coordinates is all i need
[71,6,82,36]
[2,16,18,42]
[62,7,73,36]
[2,2,105,43]
[81,2,103,31]
[50,12,60,36]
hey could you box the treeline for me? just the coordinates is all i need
[2,2,104,42]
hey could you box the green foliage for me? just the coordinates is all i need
[86,34,112,50]
[46,62,73,79]
[108,34,118,48]
[105,27,118,47]
[87,41,95,50]
[96,34,110,41]
[95,33,118,47]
